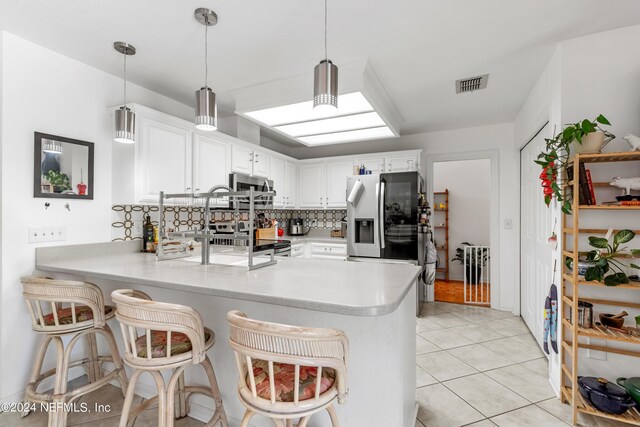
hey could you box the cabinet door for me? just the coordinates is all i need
[192,134,230,208]
[353,157,385,174]
[386,155,419,172]
[325,161,353,208]
[270,156,286,208]
[285,161,297,208]
[231,145,253,175]
[252,149,271,178]
[137,116,192,203]
[298,163,325,208]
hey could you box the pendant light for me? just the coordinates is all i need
[194,8,218,131]
[113,42,136,144]
[42,139,63,154]
[313,0,338,110]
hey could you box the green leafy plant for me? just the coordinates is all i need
[583,229,640,286]
[45,170,71,191]
[535,115,614,215]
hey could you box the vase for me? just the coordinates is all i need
[578,131,606,154]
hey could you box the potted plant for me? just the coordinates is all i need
[452,242,489,284]
[45,170,72,193]
[582,229,640,286]
[534,115,614,214]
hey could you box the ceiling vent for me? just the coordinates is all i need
[456,74,489,94]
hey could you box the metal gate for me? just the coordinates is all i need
[464,245,490,305]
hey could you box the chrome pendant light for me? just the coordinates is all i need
[194,8,218,131]
[313,0,338,109]
[113,42,136,144]
[42,139,63,154]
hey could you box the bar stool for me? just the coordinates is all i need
[226,311,349,427]
[20,276,129,426]
[111,289,228,427]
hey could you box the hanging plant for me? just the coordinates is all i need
[534,115,614,215]
[583,229,640,286]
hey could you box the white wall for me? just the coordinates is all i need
[0,31,194,402]
[433,159,491,281]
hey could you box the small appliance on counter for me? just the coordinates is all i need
[288,218,310,236]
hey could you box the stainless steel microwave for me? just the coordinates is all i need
[228,173,274,210]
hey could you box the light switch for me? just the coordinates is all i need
[28,225,67,243]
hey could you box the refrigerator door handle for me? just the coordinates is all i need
[379,181,385,249]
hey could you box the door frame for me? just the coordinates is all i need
[425,150,500,308]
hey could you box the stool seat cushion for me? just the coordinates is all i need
[248,360,336,402]
[42,305,115,326]
[134,329,211,358]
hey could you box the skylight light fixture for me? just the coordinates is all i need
[113,42,136,144]
[313,0,338,110]
[194,8,218,131]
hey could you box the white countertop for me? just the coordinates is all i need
[35,241,420,316]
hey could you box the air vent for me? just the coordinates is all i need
[456,74,489,94]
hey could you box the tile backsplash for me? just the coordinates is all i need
[111,205,346,241]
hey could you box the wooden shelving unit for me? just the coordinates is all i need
[434,189,449,281]
[561,151,640,426]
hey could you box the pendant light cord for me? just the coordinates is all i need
[324,0,328,61]
[204,21,209,88]
[123,52,127,108]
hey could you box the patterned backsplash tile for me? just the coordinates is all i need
[111,205,346,241]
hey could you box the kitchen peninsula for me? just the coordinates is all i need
[35,241,420,427]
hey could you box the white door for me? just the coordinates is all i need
[231,145,253,175]
[299,163,325,208]
[271,156,286,208]
[137,116,192,203]
[284,161,297,208]
[192,134,230,208]
[353,157,385,174]
[325,161,353,208]
[386,155,418,172]
[252,149,271,178]
[520,124,552,348]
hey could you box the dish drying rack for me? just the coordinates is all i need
[157,187,277,270]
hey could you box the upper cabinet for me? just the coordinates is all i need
[353,157,385,174]
[231,145,270,178]
[298,163,325,208]
[192,134,230,207]
[136,116,192,203]
[386,153,419,173]
[284,161,297,208]
[325,161,353,208]
[252,148,271,178]
[270,156,286,208]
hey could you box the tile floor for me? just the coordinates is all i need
[1,302,632,426]
[415,301,629,427]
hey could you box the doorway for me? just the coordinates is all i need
[519,124,553,347]
[432,159,491,306]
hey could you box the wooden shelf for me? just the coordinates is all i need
[563,228,640,235]
[433,189,449,282]
[434,226,447,229]
[436,246,447,250]
[434,208,448,211]
[577,323,640,346]
[579,205,640,210]
[571,385,640,425]
[434,191,448,195]
[563,273,640,290]
[577,151,640,163]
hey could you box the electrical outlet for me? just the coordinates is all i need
[28,226,67,243]
[133,220,143,238]
[586,338,607,361]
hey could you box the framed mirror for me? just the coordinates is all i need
[34,132,94,199]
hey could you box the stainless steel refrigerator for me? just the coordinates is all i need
[347,171,424,262]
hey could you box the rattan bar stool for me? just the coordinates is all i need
[227,311,349,427]
[20,276,129,427]
[111,289,228,427]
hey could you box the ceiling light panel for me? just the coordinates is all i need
[299,126,394,146]
[244,92,373,126]
[275,111,385,137]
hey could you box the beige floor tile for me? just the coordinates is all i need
[536,398,630,427]
[484,364,555,403]
[449,324,508,343]
[416,383,484,427]
[128,408,204,426]
[481,318,531,337]
[519,358,548,377]
[0,410,50,427]
[415,418,427,427]
[416,317,444,332]
[447,344,515,372]
[511,333,541,349]
[416,365,438,388]
[480,337,543,363]
[443,373,530,418]
[416,350,478,382]
[467,421,498,427]
[491,405,569,426]
[428,312,472,328]
[453,311,504,324]
[419,328,474,350]
[417,334,442,354]
[73,383,139,424]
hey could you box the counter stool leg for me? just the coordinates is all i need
[149,370,168,427]
[84,332,100,383]
[239,410,255,427]
[166,366,187,426]
[326,405,340,427]
[285,419,293,427]
[46,337,68,427]
[119,370,142,427]
[297,416,310,427]
[201,355,228,427]
[173,369,188,419]
[22,335,53,417]
[97,325,129,396]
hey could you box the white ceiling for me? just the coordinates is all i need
[2,0,640,144]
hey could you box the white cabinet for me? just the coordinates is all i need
[291,243,305,257]
[299,163,325,208]
[353,157,385,174]
[270,156,286,208]
[310,242,347,261]
[231,145,270,178]
[386,154,419,172]
[284,161,297,208]
[192,134,230,207]
[325,161,353,208]
[137,116,192,203]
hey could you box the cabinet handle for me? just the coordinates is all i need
[186,187,191,192]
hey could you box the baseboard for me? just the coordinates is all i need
[411,402,419,427]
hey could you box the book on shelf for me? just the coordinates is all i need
[585,169,596,205]
[578,163,593,205]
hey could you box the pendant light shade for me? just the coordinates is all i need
[113,42,136,144]
[42,139,63,154]
[313,0,338,109]
[194,8,218,131]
